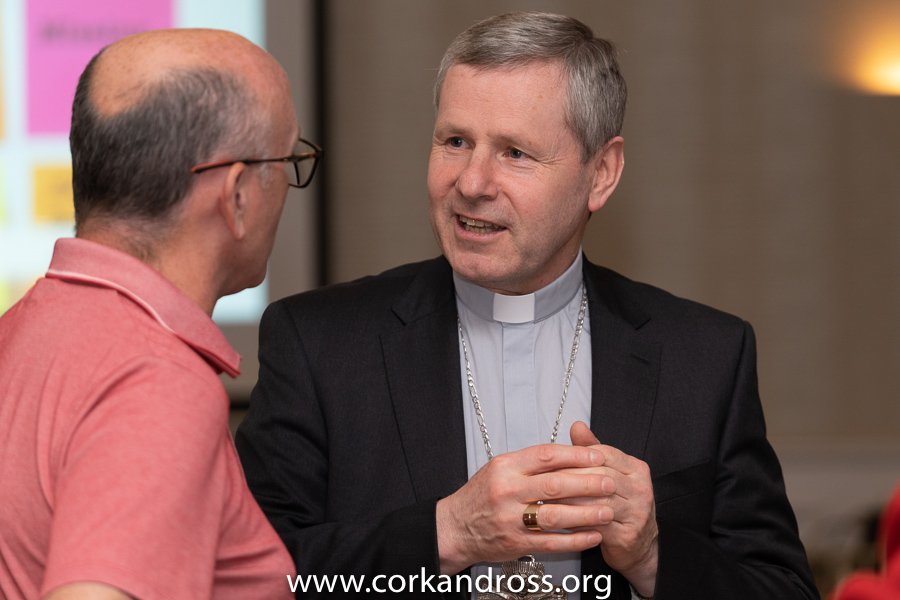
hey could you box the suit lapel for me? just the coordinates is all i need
[582,260,660,597]
[381,258,469,502]
[584,259,660,460]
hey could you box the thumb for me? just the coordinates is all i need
[570,421,600,447]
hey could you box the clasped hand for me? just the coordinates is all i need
[436,422,658,596]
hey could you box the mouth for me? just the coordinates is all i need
[458,215,506,234]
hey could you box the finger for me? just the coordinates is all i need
[548,496,605,507]
[515,530,602,556]
[594,444,642,475]
[568,525,611,534]
[546,476,618,504]
[570,421,600,447]
[509,443,605,476]
[551,465,619,484]
[527,470,615,501]
[529,502,614,531]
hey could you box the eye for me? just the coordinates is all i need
[448,137,465,148]
[508,148,528,159]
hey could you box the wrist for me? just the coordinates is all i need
[436,497,471,575]
[623,537,658,599]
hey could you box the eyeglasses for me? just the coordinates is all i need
[190,137,322,188]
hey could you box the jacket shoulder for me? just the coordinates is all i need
[267,257,451,324]
[586,261,748,338]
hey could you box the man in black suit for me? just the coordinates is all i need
[237,12,819,600]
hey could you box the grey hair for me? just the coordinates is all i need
[434,12,626,162]
[70,50,270,227]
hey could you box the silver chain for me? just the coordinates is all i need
[457,282,588,461]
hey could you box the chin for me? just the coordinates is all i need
[450,258,512,289]
[246,271,267,290]
[229,270,267,296]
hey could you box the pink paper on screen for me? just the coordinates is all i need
[27,0,172,135]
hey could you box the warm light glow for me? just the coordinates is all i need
[859,63,900,94]
[850,35,900,94]
[824,0,900,95]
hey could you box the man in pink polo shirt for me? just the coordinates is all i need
[0,28,320,600]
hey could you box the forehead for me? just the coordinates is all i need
[436,61,572,145]
[439,62,566,115]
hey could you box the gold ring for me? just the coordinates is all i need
[523,503,542,531]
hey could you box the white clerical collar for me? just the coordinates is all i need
[453,252,584,324]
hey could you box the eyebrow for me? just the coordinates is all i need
[435,120,540,151]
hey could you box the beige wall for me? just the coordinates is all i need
[324,0,900,449]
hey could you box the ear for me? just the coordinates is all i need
[219,162,250,240]
[587,136,625,213]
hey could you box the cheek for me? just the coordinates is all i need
[427,154,459,193]
[427,174,453,219]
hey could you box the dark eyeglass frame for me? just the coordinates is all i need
[190,137,323,188]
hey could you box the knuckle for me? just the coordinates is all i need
[635,459,651,478]
[488,481,515,505]
[539,506,559,530]
[540,473,563,497]
[541,535,563,554]
[499,536,518,555]
[534,444,556,464]
[620,529,638,548]
[633,481,653,503]
[490,453,513,472]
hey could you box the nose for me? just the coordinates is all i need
[455,149,498,202]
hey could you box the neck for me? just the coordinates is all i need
[77,218,161,264]
[77,220,220,316]
[453,251,584,324]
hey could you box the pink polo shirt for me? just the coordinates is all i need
[0,238,295,600]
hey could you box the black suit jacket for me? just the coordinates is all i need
[236,256,819,599]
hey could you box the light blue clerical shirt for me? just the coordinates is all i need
[455,252,591,600]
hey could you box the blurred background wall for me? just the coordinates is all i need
[302,0,900,592]
[10,0,894,594]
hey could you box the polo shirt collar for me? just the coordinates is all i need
[453,251,584,324]
[45,238,241,377]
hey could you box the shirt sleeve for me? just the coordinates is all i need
[41,357,229,600]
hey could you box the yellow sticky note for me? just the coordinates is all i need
[33,165,74,223]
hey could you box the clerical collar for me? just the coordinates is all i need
[452,252,584,324]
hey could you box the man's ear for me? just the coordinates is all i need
[219,162,250,240]
[587,136,625,213]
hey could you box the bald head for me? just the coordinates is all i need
[71,28,293,230]
[91,29,286,116]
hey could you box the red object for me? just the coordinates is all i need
[831,482,900,599]
[0,238,294,600]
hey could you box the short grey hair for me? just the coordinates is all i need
[434,12,627,162]
[71,50,270,226]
